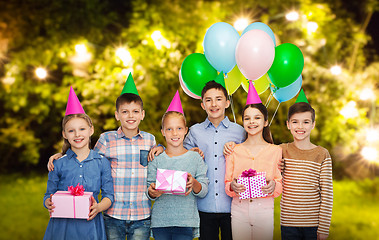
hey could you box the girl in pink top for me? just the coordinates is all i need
[224,103,282,240]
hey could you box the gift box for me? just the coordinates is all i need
[237,169,268,199]
[155,168,188,195]
[51,184,93,219]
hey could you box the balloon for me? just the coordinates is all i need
[235,29,275,81]
[242,22,276,46]
[241,74,270,95]
[179,69,201,99]
[225,65,244,95]
[268,43,304,88]
[181,53,218,96]
[270,75,302,103]
[204,22,240,73]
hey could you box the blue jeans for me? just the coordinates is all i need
[152,227,193,240]
[281,226,318,240]
[103,214,151,240]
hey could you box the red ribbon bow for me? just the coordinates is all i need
[241,168,257,177]
[68,183,85,196]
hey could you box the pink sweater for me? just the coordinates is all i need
[225,143,282,198]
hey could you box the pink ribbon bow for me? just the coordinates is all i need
[68,183,85,196]
[241,168,257,177]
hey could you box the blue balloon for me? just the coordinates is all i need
[242,22,276,46]
[271,75,302,103]
[204,22,240,73]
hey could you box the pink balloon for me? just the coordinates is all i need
[179,69,201,99]
[235,29,275,80]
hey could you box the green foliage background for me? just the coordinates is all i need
[0,0,378,177]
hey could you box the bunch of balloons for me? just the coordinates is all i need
[180,21,305,103]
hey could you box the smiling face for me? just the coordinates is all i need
[243,106,268,137]
[201,88,230,124]
[287,111,315,142]
[161,113,188,148]
[62,117,94,151]
[115,101,145,136]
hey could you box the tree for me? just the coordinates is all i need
[0,0,378,177]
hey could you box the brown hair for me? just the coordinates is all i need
[288,102,315,122]
[201,80,228,100]
[242,103,273,144]
[61,114,93,154]
[116,93,143,111]
[161,111,186,129]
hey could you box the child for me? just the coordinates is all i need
[183,80,245,240]
[224,83,282,240]
[280,101,333,240]
[43,87,114,239]
[47,74,159,240]
[146,91,209,239]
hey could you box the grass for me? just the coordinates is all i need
[1,173,378,240]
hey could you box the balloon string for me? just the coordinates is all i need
[229,94,236,123]
[265,92,273,108]
[269,102,280,126]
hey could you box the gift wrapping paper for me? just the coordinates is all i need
[51,191,93,219]
[237,172,268,199]
[155,168,188,195]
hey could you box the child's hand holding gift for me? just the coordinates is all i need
[45,194,55,213]
[186,173,202,196]
[231,178,246,196]
[261,180,276,196]
[148,183,164,199]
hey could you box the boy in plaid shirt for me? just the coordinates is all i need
[95,92,156,240]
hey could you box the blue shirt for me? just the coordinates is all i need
[43,149,114,240]
[44,149,114,206]
[183,117,245,213]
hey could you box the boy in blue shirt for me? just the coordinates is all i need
[184,80,245,240]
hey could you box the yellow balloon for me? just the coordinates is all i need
[241,73,270,95]
[225,65,244,95]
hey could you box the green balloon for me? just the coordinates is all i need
[268,43,304,88]
[181,53,218,96]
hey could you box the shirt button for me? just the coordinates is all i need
[215,130,218,133]
[215,180,218,183]
[216,193,218,196]
[80,165,83,168]
[79,175,82,178]
[215,155,217,157]
[215,168,217,170]
[215,142,217,144]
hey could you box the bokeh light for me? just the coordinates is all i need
[361,146,378,163]
[234,18,249,31]
[116,48,133,67]
[330,65,342,75]
[340,101,359,119]
[35,67,47,79]
[286,11,299,21]
[359,88,375,101]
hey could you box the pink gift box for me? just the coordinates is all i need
[155,168,188,195]
[237,172,268,199]
[51,191,93,219]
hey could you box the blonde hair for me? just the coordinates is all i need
[161,111,186,129]
[61,114,93,154]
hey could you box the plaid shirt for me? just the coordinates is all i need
[94,127,156,220]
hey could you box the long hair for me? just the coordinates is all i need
[61,114,93,154]
[242,103,273,144]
